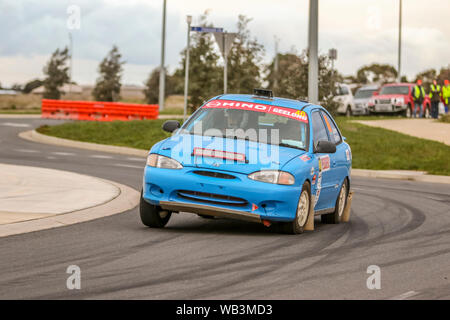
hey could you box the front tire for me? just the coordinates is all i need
[404,105,412,118]
[321,179,348,224]
[345,106,352,117]
[140,190,172,228]
[281,181,311,234]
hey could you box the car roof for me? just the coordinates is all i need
[382,82,412,87]
[209,93,322,113]
[357,84,379,90]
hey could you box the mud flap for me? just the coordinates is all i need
[304,195,315,231]
[341,190,354,223]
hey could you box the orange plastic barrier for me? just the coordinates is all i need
[41,99,159,121]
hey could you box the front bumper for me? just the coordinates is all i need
[369,103,406,113]
[142,166,302,222]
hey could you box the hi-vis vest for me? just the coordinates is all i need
[413,85,425,101]
[429,84,441,99]
[443,85,450,105]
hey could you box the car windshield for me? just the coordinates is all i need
[379,86,409,95]
[355,89,377,99]
[182,103,309,150]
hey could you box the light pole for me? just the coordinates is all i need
[69,32,73,94]
[159,0,167,111]
[308,0,319,104]
[397,0,402,82]
[183,15,192,121]
[223,32,228,94]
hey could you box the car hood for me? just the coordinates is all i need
[156,134,306,175]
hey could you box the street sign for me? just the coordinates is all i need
[213,32,238,58]
[328,48,337,60]
[191,26,223,33]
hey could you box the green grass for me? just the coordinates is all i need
[159,107,185,115]
[336,117,450,175]
[0,108,41,114]
[37,120,171,150]
[37,117,450,175]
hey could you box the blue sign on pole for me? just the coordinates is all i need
[190,26,224,33]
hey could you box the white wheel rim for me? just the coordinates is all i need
[296,190,309,227]
[338,184,347,218]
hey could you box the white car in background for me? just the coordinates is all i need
[352,85,379,115]
[334,84,355,116]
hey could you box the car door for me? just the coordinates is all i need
[321,110,348,197]
[310,110,338,211]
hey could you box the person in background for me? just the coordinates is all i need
[443,80,450,114]
[429,79,441,119]
[413,79,426,118]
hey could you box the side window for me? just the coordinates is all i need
[321,112,342,145]
[311,111,330,147]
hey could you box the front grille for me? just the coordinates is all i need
[193,170,235,179]
[379,99,391,104]
[177,190,248,207]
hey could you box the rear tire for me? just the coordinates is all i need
[321,179,348,224]
[140,190,171,228]
[281,181,311,234]
[424,105,430,118]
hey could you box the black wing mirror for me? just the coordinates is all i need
[315,140,336,154]
[162,120,181,133]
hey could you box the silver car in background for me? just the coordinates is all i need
[353,85,379,115]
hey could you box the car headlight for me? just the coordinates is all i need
[248,170,295,185]
[395,97,405,105]
[146,154,183,169]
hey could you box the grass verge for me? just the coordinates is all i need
[37,117,450,175]
[336,117,450,176]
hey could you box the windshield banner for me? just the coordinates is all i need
[203,100,308,123]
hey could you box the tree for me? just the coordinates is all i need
[356,63,397,84]
[414,69,437,90]
[42,47,70,99]
[23,79,43,94]
[265,50,340,115]
[437,66,450,84]
[143,67,175,104]
[227,15,264,94]
[174,12,222,112]
[93,45,125,102]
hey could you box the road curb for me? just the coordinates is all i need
[19,130,450,185]
[0,114,41,119]
[351,169,450,184]
[0,178,140,238]
[19,129,148,157]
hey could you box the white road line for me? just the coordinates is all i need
[14,149,39,153]
[1,122,31,127]
[46,156,57,160]
[390,291,420,300]
[90,155,114,159]
[126,157,145,162]
[51,152,76,156]
[114,163,143,169]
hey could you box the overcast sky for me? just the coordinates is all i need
[1,0,449,87]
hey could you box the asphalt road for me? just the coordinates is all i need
[0,118,449,299]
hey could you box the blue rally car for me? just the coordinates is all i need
[140,89,352,234]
